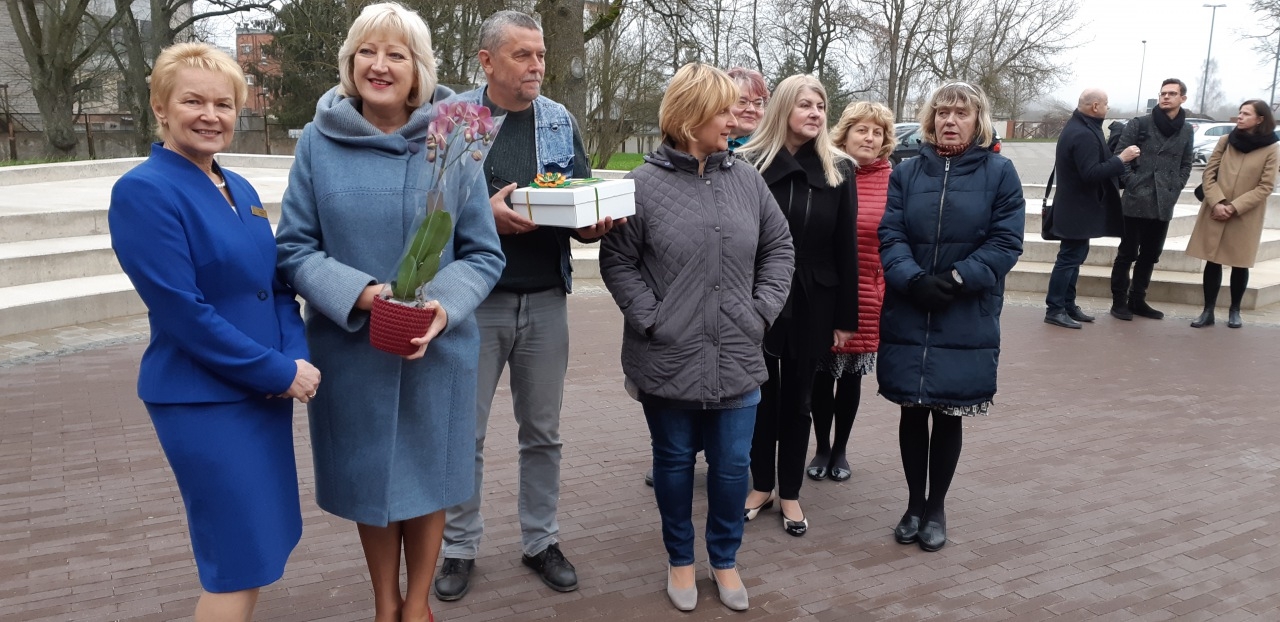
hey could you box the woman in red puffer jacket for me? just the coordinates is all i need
[806,102,894,483]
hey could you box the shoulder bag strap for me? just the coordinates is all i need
[1043,166,1056,208]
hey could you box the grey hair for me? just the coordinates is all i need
[478,10,542,53]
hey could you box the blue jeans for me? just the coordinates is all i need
[1046,239,1089,313]
[443,288,568,559]
[643,402,756,569]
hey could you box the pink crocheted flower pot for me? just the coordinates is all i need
[369,296,435,356]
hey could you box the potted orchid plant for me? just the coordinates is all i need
[369,99,502,356]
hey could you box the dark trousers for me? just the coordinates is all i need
[750,353,815,500]
[1111,216,1171,300]
[1045,239,1090,313]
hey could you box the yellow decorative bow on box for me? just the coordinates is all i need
[523,176,607,222]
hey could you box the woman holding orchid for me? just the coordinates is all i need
[274,3,504,621]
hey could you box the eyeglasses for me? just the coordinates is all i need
[1159,91,1181,98]
[734,98,766,111]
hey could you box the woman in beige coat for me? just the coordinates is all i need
[1187,99,1279,328]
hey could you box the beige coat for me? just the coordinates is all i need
[1186,135,1279,268]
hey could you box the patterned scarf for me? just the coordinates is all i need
[934,142,971,158]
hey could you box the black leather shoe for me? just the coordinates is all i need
[1066,305,1095,322]
[1044,310,1082,329]
[522,543,578,592]
[433,557,474,601]
[644,467,654,487]
[893,510,922,544]
[1228,307,1243,328]
[806,452,830,481]
[918,516,947,552]
[1109,304,1133,321]
[1129,298,1164,319]
[1190,309,1214,328]
[827,454,851,482]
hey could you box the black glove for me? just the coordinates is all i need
[908,274,958,312]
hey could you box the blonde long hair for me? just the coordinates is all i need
[738,75,850,186]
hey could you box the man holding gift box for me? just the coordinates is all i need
[436,9,622,601]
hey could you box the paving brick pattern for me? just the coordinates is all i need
[3,288,1280,620]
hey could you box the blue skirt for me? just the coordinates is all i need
[147,397,302,592]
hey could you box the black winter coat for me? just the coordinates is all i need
[1048,110,1126,240]
[1115,112,1194,221]
[760,140,859,361]
[877,144,1025,408]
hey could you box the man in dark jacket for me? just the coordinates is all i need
[1045,89,1140,328]
[1109,78,1195,320]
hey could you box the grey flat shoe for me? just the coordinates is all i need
[708,565,749,611]
[666,564,697,611]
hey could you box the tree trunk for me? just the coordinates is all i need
[31,82,79,154]
[536,0,587,124]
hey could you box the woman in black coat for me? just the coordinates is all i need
[738,74,858,537]
[878,82,1024,553]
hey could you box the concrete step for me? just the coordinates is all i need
[0,274,144,338]
[1024,204,1202,239]
[1009,257,1280,310]
[0,234,120,288]
[1021,230,1280,273]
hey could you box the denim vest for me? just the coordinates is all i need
[453,87,582,291]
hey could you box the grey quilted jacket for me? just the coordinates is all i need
[600,144,794,404]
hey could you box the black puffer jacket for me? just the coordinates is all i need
[600,143,794,403]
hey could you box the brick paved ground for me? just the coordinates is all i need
[4,287,1280,621]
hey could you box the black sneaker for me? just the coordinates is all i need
[433,557,474,601]
[644,467,654,487]
[522,543,579,592]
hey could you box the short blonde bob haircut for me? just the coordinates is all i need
[658,63,739,149]
[830,101,896,161]
[337,2,438,109]
[738,74,851,187]
[150,43,247,140]
[919,82,995,148]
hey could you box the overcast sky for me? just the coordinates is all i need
[1052,0,1277,116]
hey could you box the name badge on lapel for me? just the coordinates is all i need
[250,206,269,219]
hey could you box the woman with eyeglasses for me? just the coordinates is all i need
[877,82,1023,552]
[738,74,858,538]
[726,67,769,149]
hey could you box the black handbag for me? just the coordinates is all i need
[1041,166,1060,241]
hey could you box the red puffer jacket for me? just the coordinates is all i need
[840,158,890,354]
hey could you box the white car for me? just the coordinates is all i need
[1190,122,1234,165]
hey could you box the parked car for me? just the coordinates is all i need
[1190,122,1235,164]
[890,125,1001,164]
[1194,129,1280,166]
[894,122,920,139]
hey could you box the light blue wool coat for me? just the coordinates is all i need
[276,87,505,526]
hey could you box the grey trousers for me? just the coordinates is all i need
[442,288,568,559]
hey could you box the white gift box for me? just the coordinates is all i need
[510,178,636,228]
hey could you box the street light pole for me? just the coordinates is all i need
[1136,40,1147,114]
[1201,3,1226,115]
[1272,28,1279,107]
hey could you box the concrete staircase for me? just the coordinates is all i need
[2,157,1279,339]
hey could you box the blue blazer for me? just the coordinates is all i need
[110,144,308,404]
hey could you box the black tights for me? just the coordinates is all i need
[811,370,861,463]
[1202,262,1249,309]
[899,407,963,521]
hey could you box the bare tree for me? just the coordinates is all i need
[851,0,937,118]
[6,0,123,153]
[1246,0,1280,103]
[583,4,663,166]
[95,0,272,155]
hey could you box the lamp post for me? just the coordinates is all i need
[1136,40,1147,114]
[1272,28,1279,107]
[1201,3,1226,115]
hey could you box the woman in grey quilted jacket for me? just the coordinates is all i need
[600,63,794,613]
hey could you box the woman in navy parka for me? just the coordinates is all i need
[877,82,1024,552]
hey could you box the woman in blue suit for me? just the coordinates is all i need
[109,43,320,621]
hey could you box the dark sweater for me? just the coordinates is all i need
[483,94,591,293]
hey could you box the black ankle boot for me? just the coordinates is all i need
[1110,296,1133,321]
[1228,307,1243,328]
[1129,297,1164,319]
[1190,308,1214,328]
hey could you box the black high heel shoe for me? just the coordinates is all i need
[894,510,922,544]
